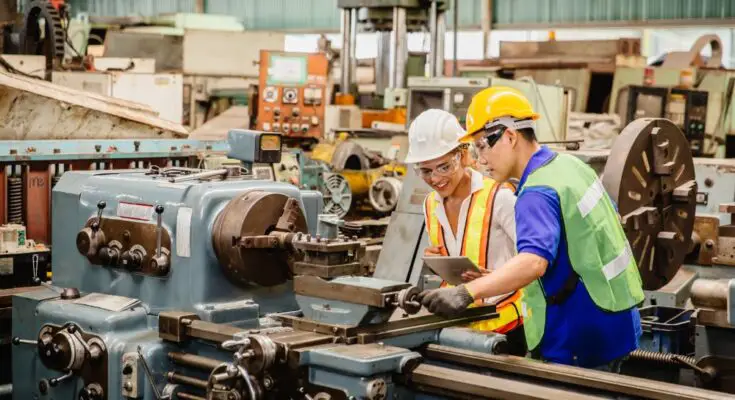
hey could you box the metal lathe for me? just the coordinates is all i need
[7,125,735,399]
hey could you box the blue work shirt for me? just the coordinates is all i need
[515,146,641,368]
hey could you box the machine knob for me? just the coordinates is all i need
[98,246,120,265]
[76,228,106,259]
[78,384,104,400]
[120,250,143,270]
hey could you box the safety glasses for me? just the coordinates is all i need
[414,152,461,180]
[473,125,507,152]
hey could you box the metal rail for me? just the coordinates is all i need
[425,345,728,400]
[405,364,604,400]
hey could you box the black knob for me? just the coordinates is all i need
[49,377,60,387]
[78,385,103,400]
[11,337,19,345]
[38,380,49,394]
[97,201,106,210]
[155,205,164,214]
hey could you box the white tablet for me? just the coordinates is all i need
[422,256,482,286]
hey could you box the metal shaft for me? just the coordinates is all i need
[375,31,391,95]
[177,393,206,400]
[452,0,458,76]
[166,372,210,390]
[390,7,407,89]
[169,169,227,183]
[435,11,446,77]
[168,352,221,371]
[425,345,725,400]
[340,8,352,93]
[428,0,438,77]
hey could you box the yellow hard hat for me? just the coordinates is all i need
[461,86,540,142]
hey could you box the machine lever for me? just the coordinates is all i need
[48,370,73,387]
[150,205,170,275]
[155,205,164,257]
[137,346,167,399]
[11,337,36,346]
[92,201,106,232]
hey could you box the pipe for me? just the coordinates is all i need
[481,0,492,60]
[340,8,352,93]
[435,11,446,77]
[168,352,221,371]
[428,0,438,77]
[350,8,358,86]
[452,0,458,77]
[375,32,391,94]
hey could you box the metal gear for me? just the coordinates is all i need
[602,118,697,290]
[20,0,66,75]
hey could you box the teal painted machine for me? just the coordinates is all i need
[9,128,514,400]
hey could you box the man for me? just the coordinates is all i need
[417,88,644,371]
[406,109,524,354]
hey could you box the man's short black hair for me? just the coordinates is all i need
[516,127,537,142]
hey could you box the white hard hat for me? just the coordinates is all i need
[405,109,465,164]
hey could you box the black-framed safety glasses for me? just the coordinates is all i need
[473,124,507,152]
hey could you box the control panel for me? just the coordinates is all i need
[625,85,710,156]
[257,50,329,142]
[407,77,491,127]
[668,88,708,156]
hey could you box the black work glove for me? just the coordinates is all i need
[416,285,474,318]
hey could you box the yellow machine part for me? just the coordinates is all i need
[341,164,406,197]
[341,168,382,196]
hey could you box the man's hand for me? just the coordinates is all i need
[461,269,489,282]
[424,246,444,257]
[416,285,474,318]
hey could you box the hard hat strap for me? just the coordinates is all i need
[485,117,534,131]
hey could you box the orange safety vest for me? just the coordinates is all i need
[424,177,523,333]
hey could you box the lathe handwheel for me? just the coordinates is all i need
[602,118,697,290]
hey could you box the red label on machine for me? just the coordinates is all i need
[116,202,154,221]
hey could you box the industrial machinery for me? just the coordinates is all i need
[336,1,447,113]
[548,118,735,393]
[10,124,730,400]
[622,85,709,156]
[0,139,228,247]
[406,76,490,126]
[257,50,329,146]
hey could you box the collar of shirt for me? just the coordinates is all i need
[431,168,485,255]
[516,145,555,195]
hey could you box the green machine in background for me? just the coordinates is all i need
[609,66,735,158]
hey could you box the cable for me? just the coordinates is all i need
[0,55,43,80]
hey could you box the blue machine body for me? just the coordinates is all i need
[51,169,321,318]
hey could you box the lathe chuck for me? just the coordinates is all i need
[212,190,308,287]
[602,118,697,290]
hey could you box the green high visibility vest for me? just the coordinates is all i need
[518,153,645,351]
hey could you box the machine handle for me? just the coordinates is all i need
[155,205,164,257]
[49,370,74,387]
[11,337,36,346]
[92,201,106,232]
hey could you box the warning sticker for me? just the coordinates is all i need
[116,202,154,221]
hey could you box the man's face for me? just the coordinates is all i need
[473,127,516,183]
[416,151,464,198]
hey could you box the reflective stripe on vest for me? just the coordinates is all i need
[518,153,645,351]
[425,177,522,333]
